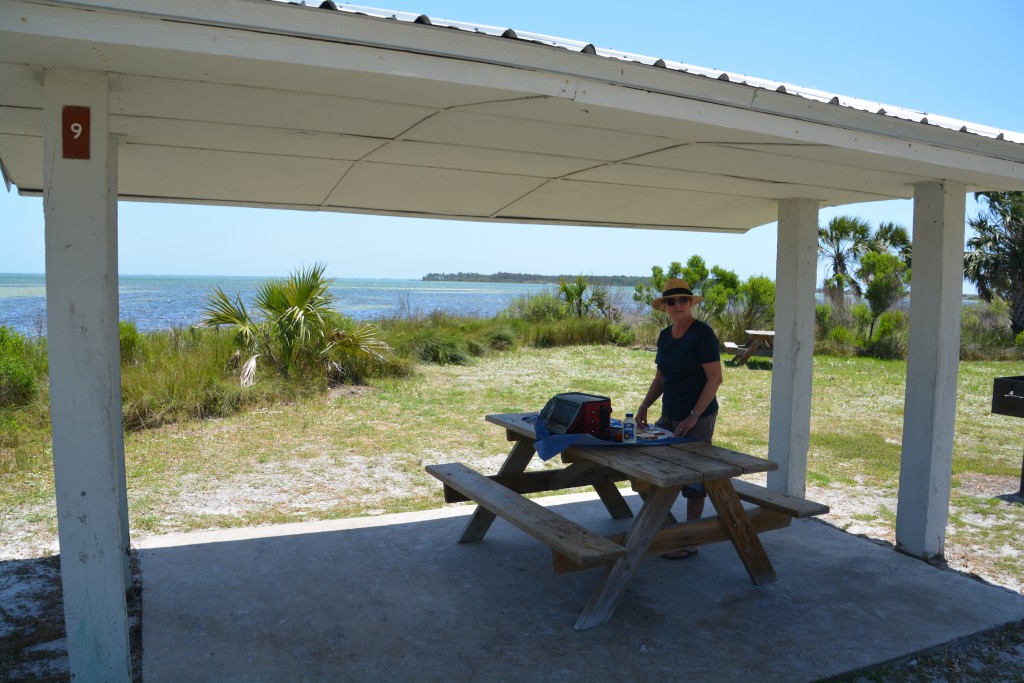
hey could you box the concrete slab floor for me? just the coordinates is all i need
[137,492,1024,682]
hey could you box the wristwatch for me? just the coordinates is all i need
[690,409,699,418]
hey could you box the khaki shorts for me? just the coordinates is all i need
[655,412,717,444]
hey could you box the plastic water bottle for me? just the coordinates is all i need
[622,413,636,443]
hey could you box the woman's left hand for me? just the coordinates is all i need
[674,413,698,437]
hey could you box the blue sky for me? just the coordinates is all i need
[2,0,1022,284]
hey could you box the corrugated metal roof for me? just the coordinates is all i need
[285,0,1022,145]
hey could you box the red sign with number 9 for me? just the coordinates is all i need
[62,106,90,159]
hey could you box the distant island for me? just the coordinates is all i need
[422,272,647,286]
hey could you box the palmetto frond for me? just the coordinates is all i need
[327,323,391,364]
[201,287,262,352]
[873,221,912,267]
[240,354,259,388]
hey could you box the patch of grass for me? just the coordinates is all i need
[5,348,1024,582]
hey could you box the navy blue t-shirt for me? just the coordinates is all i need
[655,320,721,420]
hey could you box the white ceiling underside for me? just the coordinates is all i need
[2,0,1024,233]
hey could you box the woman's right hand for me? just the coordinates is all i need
[636,404,649,428]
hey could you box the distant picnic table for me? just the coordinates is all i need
[724,330,774,366]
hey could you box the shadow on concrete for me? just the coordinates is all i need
[137,492,1024,683]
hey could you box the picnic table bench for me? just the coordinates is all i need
[724,329,774,366]
[426,412,828,630]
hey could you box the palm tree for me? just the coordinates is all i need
[203,263,389,382]
[818,215,872,297]
[818,215,872,321]
[871,221,912,268]
[964,191,1024,336]
[558,275,587,317]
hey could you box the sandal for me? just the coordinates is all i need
[663,547,700,561]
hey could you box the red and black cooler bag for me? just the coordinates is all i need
[539,392,612,440]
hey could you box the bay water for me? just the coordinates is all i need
[0,274,630,336]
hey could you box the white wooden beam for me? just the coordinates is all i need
[43,70,132,682]
[767,198,818,495]
[895,181,967,560]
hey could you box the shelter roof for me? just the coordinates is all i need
[2,0,1024,232]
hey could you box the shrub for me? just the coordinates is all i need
[485,327,517,351]
[607,323,636,347]
[526,319,624,347]
[119,326,299,431]
[0,356,35,408]
[816,325,857,356]
[869,311,908,360]
[500,291,566,322]
[815,304,833,338]
[119,321,144,365]
[851,303,872,341]
[871,334,908,360]
[874,310,905,340]
[0,327,38,408]
[415,336,472,365]
[960,300,1016,359]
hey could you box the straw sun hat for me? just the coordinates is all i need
[651,278,704,311]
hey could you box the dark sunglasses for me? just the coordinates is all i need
[662,297,690,307]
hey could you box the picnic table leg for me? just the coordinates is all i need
[573,485,681,630]
[631,480,677,524]
[703,478,777,585]
[458,437,536,543]
[551,461,633,520]
[592,482,634,519]
[737,336,764,366]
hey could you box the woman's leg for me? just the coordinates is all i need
[664,413,717,560]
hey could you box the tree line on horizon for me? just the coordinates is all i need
[422,271,646,286]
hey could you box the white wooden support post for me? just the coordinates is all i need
[895,181,966,560]
[767,198,818,495]
[43,70,132,682]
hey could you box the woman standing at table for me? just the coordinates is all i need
[635,278,723,560]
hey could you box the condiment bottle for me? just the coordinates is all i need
[622,412,636,443]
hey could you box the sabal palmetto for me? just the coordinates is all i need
[964,191,1024,335]
[558,275,591,317]
[557,275,613,318]
[871,221,912,268]
[818,215,872,297]
[203,263,389,381]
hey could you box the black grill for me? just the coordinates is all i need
[991,376,1024,494]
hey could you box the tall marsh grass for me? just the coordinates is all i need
[119,326,292,431]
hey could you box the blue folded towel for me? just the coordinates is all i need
[524,414,691,461]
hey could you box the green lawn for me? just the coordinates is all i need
[2,348,1022,589]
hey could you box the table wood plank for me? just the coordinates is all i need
[486,413,538,440]
[441,466,629,503]
[731,479,829,518]
[428,463,626,566]
[561,445,708,487]
[641,447,743,480]
[553,508,792,574]
[676,442,779,475]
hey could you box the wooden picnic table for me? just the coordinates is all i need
[426,412,827,630]
[724,329,774,366]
